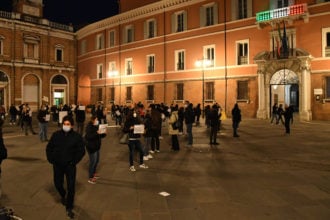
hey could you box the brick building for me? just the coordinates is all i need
[76,0,330,121]
[0,0,76,111]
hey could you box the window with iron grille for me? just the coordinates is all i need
[326,76,330,98]
[176,83,184,100]
[147,85,154,100]
[237,80,249,100]
[126,87,132,101]
[97,88,103,102]
[205,82,214,100]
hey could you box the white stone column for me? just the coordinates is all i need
[257,64,267,119]
[299,59,312,121]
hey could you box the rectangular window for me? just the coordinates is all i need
[109,61,116,72]
[125,59,133,75]
[147,85,154,100]
[126,86,132,101]
[96,34,104,50]
[176,50,185,70]
[148,20,155,38]
[125,26,134,43]
[147,55,155,73]
[237,80,249,100]
[238,0,247,19]
[177,13,184,32]
[326,77,330,98]
[237,41,248,65]
[176,83,184,100]
[97,88,103,102]
[55,48,63,62]
[277,0,288,8]
[205,82,214,100]
[200,3,218,27]
[97,64,103,79]
[109,30,115,47]
[204,46,215,67]
[325,31,330,57]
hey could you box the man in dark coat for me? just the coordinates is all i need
[231,103,241,137]
[184,102,195,146]
[208,104,221,145]
[46,115,85,219]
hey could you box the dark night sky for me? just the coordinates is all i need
[0,0,119,30]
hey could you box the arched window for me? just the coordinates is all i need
[0,71,8,83]
[52,75,67,84]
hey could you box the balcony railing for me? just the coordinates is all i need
[0,10,73,32]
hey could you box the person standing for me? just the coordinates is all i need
[75,104,86,136]
[85,116,106,184]
[123,110,148,172]
[37,104,49,142]
[208,104,221,145]
[168,105,180,151]
[150,104,162,153]
[276,104,284,125]
[46,116,85,219]
[22,104,37,135]
[143,110,153,161]
[0,119,8,199]
[9,104,18,125]
[184,102,195,147]
[283,105,294,134]
[270,103,278,124]
[194,103,202,126]
[231,103,241,137]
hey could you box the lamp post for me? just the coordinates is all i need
[107,70,118,104]
[195,58,211,118]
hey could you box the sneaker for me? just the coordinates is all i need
[139,164,148,169]
[155,150,160,153]
[66,209,74,219]
[143,156,149,161]
[88,178,97,184]
[149,150,155,154]
[129,166,136,172]
[147,154,153,159]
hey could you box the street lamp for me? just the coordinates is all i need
[107,70,118,104]
[195,58,211,118]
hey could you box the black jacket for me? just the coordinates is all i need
[37,109,49,123]
[123,116,142,139]
[46,129,85,166]
[85,122,106,154]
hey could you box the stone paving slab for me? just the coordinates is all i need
[0,118,330,219]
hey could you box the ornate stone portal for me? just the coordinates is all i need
[254,48,313,121]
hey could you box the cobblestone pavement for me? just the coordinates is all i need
[1,117,330,220]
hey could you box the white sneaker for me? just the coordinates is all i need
[147,154,153,159]
[129,166,136,172]
[149,150,155,154]
[139,164,148,169]
[143,156,149,161]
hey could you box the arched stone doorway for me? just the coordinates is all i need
[270,69,299,113]
[0,71,9,108]
[51,74,68,106]
[22,74,41,111]
[254,48,312,121]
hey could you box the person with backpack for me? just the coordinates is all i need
[168,105,180,151]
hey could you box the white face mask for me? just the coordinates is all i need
[63,125,71,132]
[133,113,137,118]
[94,120,99,126]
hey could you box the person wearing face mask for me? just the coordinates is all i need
[46,115,85,219]
[123,109,148,172]
[84,116,106,184]
[37,104,50,142]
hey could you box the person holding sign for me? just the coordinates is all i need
[122,110,148,172]
[37,104,50,142]
[85,116,106,184]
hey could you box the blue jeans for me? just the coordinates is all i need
[39,122,48,141]
[128,140,144,166]
[186,123,193,145]
[88,151,100,178]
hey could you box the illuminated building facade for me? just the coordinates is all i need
[0,0,76,111]
[76,0,329,120]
